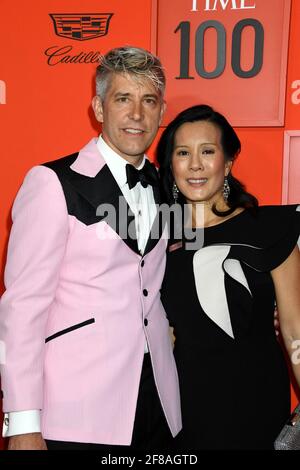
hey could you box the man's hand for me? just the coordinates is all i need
[8,433,47,450]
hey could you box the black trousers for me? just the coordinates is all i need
[46,353,173,451]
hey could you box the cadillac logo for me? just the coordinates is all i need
[50,13,113,41]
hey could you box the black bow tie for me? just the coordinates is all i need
[126,159,159,190]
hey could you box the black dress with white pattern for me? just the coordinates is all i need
[161,205,300,450]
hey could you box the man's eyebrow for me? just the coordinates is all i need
[143,94,158,98]
[113,92,159,100]
[114,92,130,97]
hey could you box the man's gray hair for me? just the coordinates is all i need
[96,46,166,101]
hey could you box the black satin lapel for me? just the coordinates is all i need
[143,186,164,256]
[118,202,139,254]
[67,165,120,210]
[152,185,161,205]
[68,165,139,255]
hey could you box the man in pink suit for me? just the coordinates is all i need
[0,46,182,450]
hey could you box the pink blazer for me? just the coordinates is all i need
[0,138,182,445]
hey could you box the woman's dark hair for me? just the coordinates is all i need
[156,104,258,216]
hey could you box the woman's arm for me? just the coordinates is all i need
[271,245,300,389]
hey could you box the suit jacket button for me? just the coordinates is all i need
[141,260,145,267]
[144,319,148,326]
[143,289,148,296]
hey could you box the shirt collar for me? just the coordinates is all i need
[97,135,146,188]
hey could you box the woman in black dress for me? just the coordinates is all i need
[157,105,300,450]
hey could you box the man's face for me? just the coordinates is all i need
[92,72,166,166]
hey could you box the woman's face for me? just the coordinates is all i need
[171,120,232,206]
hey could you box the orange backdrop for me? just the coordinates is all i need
[0,0,300,450]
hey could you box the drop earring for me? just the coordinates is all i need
[223,177,230,202]
[172,182,179,203]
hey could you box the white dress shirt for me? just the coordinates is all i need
[97,136,157,255]
[3,135,158,437]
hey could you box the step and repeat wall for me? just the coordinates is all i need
[0,0,300,449]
